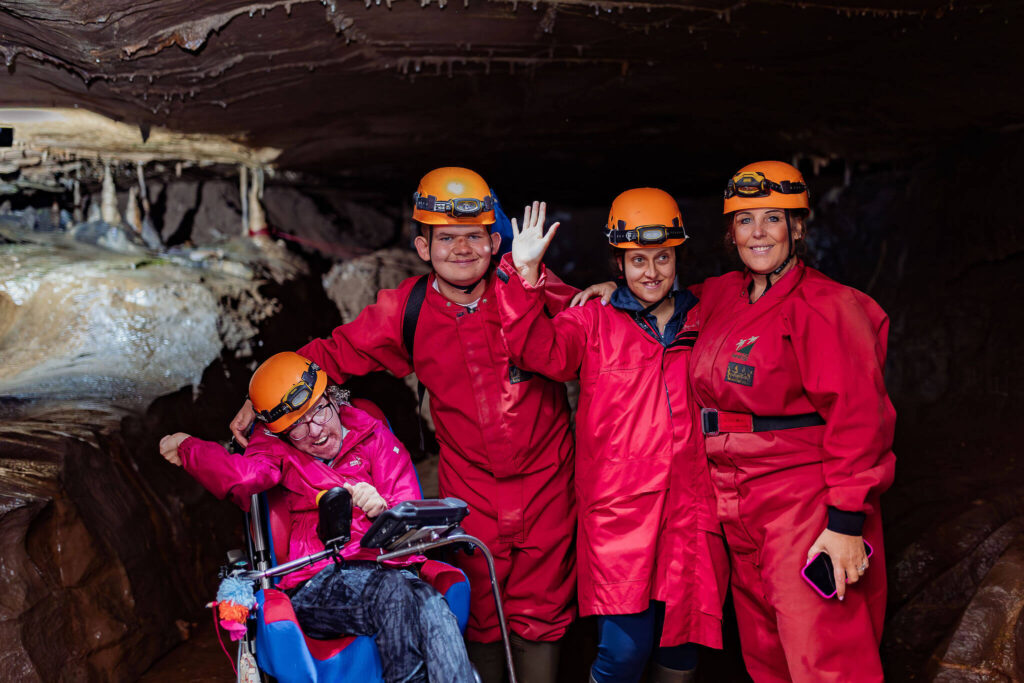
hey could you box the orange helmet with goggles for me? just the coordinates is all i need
[723,160,809,214]
[605,188,687,249]
[413,167,496,225]
[249,352,328,433]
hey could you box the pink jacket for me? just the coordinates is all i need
[180,404,422,589]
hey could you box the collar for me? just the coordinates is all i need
[609,282,697,315]
[425,271,497,315]
[610,282,698,345]
[742,260,806,302]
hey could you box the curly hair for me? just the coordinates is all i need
[325,384,351,406]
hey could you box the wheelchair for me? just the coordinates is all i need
[220,401,519,683]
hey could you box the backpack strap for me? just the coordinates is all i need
[401,274,430,451]
[402,274,429,360]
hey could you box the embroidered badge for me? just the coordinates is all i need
[732,335,759,361]
[508,363,534,385]
[725,362,755,386]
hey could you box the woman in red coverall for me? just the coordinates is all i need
[496,193,729,683]
[690,161,896,683]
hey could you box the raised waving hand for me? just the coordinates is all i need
[511,201,560,286]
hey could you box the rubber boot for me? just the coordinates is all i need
[466,640,506,683]
[510,633,560,683]
[648,662,696,683]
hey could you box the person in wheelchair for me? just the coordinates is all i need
[159,351,477,683]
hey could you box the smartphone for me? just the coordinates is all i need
[801,540,873,598]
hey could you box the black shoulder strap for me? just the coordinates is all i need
[402,274,429,361]
[402,274,430,452]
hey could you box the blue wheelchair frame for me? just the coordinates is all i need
[233,489,473,683]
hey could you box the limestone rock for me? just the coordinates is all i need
[322,247,429,323]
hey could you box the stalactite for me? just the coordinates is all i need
[248,166,268,238]
[73,178,83,223]
[126,185,142,233]
[240,165,250,237]
[101,161,122,225]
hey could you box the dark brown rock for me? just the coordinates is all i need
[932,531,1024,681]
[0,408,241,682]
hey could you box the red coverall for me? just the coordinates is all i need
[690,262,896,683]
[298,270,577,642]
[496,255,729,649]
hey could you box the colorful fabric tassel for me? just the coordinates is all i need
[216,576,256,641]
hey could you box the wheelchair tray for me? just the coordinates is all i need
[360,498,469,549]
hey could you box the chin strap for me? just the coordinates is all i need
[639,290,674,318]
[761,209,797,294]
[436,262,492,295]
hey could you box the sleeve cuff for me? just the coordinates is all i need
[827,506,866,536]
[496,253,546,289]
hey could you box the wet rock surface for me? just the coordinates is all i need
[0,404,240,681]
[931,529,1024,681]
[0,218,314,679]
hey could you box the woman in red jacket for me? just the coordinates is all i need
[496,194,729,683]
[691,161,896,682]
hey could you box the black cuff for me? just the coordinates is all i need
[827,507,866,536]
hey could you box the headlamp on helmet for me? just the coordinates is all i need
[724,171,807,201]
[606,220,688,247]
[722,162,810,214]
[414,193,494,219]
[255,361,321,425]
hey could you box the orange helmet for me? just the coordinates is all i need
[413,167,496,225]
[723,161,809,214]
[249,352,328,433]
[605,188,687,249]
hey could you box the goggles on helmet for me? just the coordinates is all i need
[414,193,494,219]
[606,224,688,247]
[724,171,807,200]
[256,361,321,425]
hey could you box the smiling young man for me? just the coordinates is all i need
[230,168,589,682]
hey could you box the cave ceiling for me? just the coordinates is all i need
[1,0,1022,199]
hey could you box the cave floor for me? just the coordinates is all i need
[140,617,234,682]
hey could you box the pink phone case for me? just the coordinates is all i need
[801,540,873,599]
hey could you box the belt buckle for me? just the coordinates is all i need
[701,408,720,437]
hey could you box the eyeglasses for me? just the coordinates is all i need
[724,171,807,200]
[606,224,688,246]
[287,400,335,441]
[414,192,494,218]
[255,361,321,425]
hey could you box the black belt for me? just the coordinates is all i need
[701,408,825,437]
